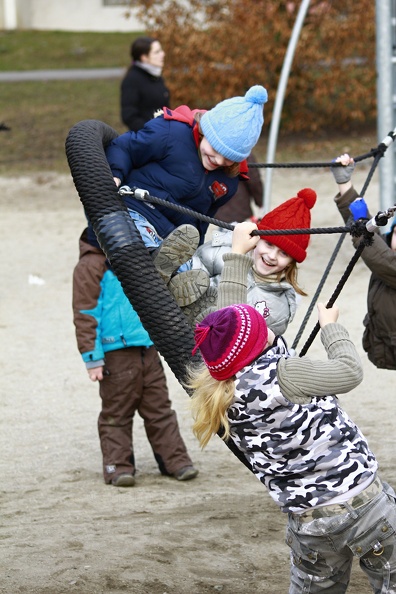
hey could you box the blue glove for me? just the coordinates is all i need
[349,198,368,221]
[331,159,355,184]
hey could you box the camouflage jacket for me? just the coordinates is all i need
[227,323,377,513]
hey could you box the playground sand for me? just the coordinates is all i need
[0,165,394,594]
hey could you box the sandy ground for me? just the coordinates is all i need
[0,163,395,594]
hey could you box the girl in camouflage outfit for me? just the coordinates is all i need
[187,302,396,593]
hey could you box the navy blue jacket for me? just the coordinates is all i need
[105,106,243,244]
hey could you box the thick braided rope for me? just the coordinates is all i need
[65,120,197,383]
[65,119,254,473]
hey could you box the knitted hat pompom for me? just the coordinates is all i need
[245,85,268,105]
[257,188,317,263]
[299,187,316,210]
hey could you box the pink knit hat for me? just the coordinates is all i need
[192,304,268,380]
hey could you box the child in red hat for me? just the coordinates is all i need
[170,188,316,335]
[187,302,396,592]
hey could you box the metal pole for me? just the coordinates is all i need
[263,0,312,215]
[375,0,394,216]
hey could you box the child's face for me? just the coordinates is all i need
[199,137,234,171]
[253,239,293,276]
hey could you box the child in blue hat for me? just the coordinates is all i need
[86,85,268,305]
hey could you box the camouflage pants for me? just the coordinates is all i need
[286,481,396,593]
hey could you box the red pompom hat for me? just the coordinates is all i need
[192,304,268,381]
[257,188,317,263]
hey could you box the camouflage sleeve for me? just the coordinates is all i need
[277,323,363,404]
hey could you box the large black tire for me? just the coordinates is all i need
[65,119,196,383]
[65,119,253,472]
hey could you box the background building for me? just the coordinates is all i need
[0,0,144,32]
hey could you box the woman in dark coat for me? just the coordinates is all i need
[121,36,171,132]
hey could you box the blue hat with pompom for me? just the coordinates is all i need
[200,85,268,163]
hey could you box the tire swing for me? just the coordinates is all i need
[65,119,253,472]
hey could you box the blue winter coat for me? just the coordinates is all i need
[105,106,242,244]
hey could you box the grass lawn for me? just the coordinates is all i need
[0,30,377,176]
[0,30,139,70]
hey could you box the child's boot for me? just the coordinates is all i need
[181,286,218,326]
[152,224,200,283]
[168,269,210,307]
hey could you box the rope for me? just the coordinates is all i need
[117,129,396,358]
[248,151,378,169]
[120,187,350,237]
[64,121,396,482]
[291,231,347,351]
[291,132,396,353]
[298,236,370,357]
[247,132,396,169]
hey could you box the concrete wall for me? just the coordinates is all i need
[0,0,145,32]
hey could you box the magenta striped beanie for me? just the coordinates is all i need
[192,304,268,380]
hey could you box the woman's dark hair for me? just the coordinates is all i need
[130,36,157,62]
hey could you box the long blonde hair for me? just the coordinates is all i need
[281,260,307,297]
[185,361,236,448]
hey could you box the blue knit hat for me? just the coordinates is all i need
[200,85,268,163]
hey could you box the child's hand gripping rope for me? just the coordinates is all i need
[331,153,368,221]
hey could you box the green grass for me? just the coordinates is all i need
[1,79,123,173]
[0,30,141,70]
[0,31,377,176]
[0,31,146,175]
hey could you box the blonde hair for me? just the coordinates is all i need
[194,112,241,178]
[185,361,236,448]
[281,260,307,297]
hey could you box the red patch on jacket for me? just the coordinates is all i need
[210,180,228,200]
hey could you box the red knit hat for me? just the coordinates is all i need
[257,188,316,263]
[192,304,268,381]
